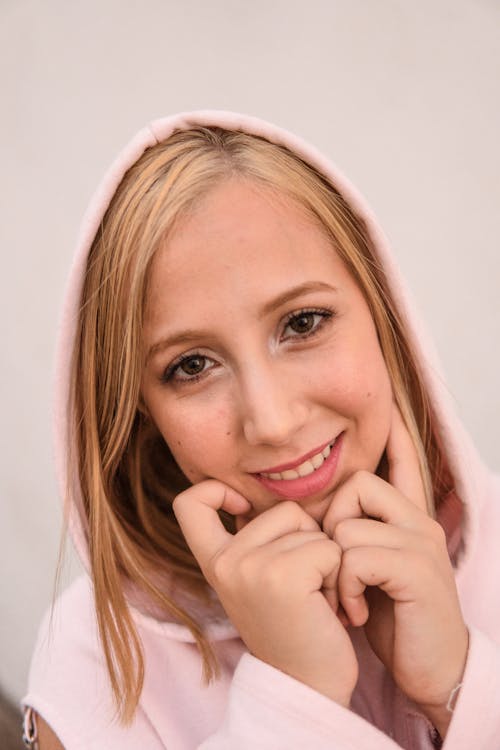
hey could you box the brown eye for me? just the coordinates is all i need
[288,312,316,334]
[179,355,206,376]
[282,309,334,341]
[162,352,218,385]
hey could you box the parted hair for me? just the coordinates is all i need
[68,126,452,723]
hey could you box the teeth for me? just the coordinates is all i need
[298,459,316,477]
[282,469,300,480]
[311,453,324,469]
[261,440,335,480]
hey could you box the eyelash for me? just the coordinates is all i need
[161,306,336,386]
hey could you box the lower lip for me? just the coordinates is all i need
[253,433,344,500]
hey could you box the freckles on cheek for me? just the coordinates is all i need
[169,434,210,484]
[328,364,370,410]
[161,402,232,483]
[326,356,391,419]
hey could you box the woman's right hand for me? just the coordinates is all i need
[173,480,358,707]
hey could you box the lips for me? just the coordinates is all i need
[253,433,344,501]
[255,437,335,475]
[260,441,335,480]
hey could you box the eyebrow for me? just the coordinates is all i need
[146,280,338,364]
[258,281,337,318]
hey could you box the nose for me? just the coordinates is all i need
[239,360,309,446]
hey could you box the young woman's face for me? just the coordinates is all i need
[141,179,393,523]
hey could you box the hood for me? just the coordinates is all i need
[55,109,488,635]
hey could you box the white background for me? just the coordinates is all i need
[1,0,499,704]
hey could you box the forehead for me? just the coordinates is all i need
[145,179,350,324]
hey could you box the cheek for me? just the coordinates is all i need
[314,335,393,450]
[314,341,392,414]
[344,350,393,462]
[350,358,392,414]
[154,398,232,484]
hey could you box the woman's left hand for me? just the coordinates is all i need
[322,404,468,737]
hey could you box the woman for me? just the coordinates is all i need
[22,111,500,749]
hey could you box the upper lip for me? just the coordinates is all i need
[253,437,335,475]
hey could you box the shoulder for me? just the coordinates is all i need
[22,575,163,750]
[28,575,99,680]
[23,575,107,748]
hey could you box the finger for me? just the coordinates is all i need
[259,530,330,555]
[339,546,412,626]
[280,537,342,592]
[387,402,428,513]
[323,585,340,614]
[260,533,342,612]
[322,471,425,540]
[336,604,351,628]
[231,500,320,552]
[173,480,251,567]
[333,517,417,552]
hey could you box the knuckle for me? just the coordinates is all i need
[280,500,317,530]
[354,469,373,485]
[172,486,199,514]
[329,540,343,566]
[333,519,351,546]
[339,469,372,494]
[281,500,302,521]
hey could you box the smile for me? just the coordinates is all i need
[260,441,335,480]
[253,433,344,501]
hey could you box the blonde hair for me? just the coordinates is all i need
[69,126,452,723]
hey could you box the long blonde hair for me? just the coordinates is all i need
[70,126,452,723]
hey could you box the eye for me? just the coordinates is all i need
[282,308,334,340]
[162,353,216,384]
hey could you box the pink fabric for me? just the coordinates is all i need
[22,111,500,749]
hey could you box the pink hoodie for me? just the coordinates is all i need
[22,111,500,749]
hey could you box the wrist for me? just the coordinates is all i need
[418,681,463,740]
[293,671,354,709]
[418,626,469,739]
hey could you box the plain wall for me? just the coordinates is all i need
[1,0,499,705]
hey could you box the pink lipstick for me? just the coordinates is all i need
[253,433,344,500]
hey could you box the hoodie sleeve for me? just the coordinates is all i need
[207,628,500,750]
[441,626,500,750]
[199,654,404,750]
[24,607,404,750]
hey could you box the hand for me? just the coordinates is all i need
[173,481,358,706]
[322,404,468,736]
